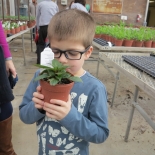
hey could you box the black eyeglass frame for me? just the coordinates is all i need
[47,44,91,60]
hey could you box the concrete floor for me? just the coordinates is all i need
[10,32,155,155]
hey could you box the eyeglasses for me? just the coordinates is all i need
[48,44,90,60]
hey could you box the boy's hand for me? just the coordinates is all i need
[32,86,44,109]
[43,95,71,120]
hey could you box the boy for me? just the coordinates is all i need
[19,9,109,155]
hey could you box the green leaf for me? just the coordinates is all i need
[47,70,55,76]
[52,59,69,70]
[34,64,52,69]
[34,59,82,85]
[69,76,83,83]
[49,78,59,86]
[34,73,49,81]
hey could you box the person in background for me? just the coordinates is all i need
[36,0,59,64]
[19,9,109,154]
[0,21,17,155]
[85,3,90,13]
[29,0,37,40]
[66,0,74,9]
[71,0,88,13]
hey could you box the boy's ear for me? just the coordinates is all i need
[84,46,93,60]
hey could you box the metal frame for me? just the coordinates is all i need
[98,52,155,142]
[1,0,30,21]
[92,41,155,107]
[6,26,34,66]
[96,57,120,107]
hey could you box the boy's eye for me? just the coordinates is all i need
[67,51,79,56]
[52,49,60,54]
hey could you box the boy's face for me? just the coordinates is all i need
[50,39,93,76]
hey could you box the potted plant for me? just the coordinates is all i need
[133,28,145,47]
[114,26,125,46]
[10,24,15,35]
[34,59,82,102]
[123,28,134,47]
[94,25,102,38]
[19,21,24,31]
[2,22,7,37]
[151,29,155,48]
[23,21,27,30]
[102,25,111,41]
[14,23,20,34]
[143,28,153,48]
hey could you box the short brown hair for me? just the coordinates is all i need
[48,9,96,48]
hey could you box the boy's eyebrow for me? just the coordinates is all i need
[48,44,87,51]
[50,47,85,51]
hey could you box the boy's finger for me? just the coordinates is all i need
[49,99,65,106]
[36,86,42,92]
[33,92,44,99]
[67,94,71,103]
[35,104,44,109]
[32,97,44,105]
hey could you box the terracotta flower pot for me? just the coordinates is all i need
[10,28,15,35]
[108,36,113,42]
[40,80,74,103]
[7,29,10,34]
[94,34,101,38]
[105,35,110,42]
[27,21,34,28]
[152,41,155,48]
[115,39,124,46]
[134,40,143,47]
[15,27,20,33]
[20,25,24,31]
[32,20,36,25]
[123,39,133,47]
[101,34,106,40]
[23,24,27,30]
[143,40,152,48]
[112,37,116,44]
[132,40,135,47]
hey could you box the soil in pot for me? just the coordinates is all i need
[40,80,74,103]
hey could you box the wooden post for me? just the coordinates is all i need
[28,0,30,21]
[2,0,4,20]
[17,0,20,21]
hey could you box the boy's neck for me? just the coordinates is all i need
[74,68,85,77]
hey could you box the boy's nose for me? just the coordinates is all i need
[58,53,68,64]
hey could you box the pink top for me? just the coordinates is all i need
[0,21,11,58]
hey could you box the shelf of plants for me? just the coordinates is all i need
[94,23,155,48]
[0,0,35,37]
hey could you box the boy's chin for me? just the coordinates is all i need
[66,69,74,75]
